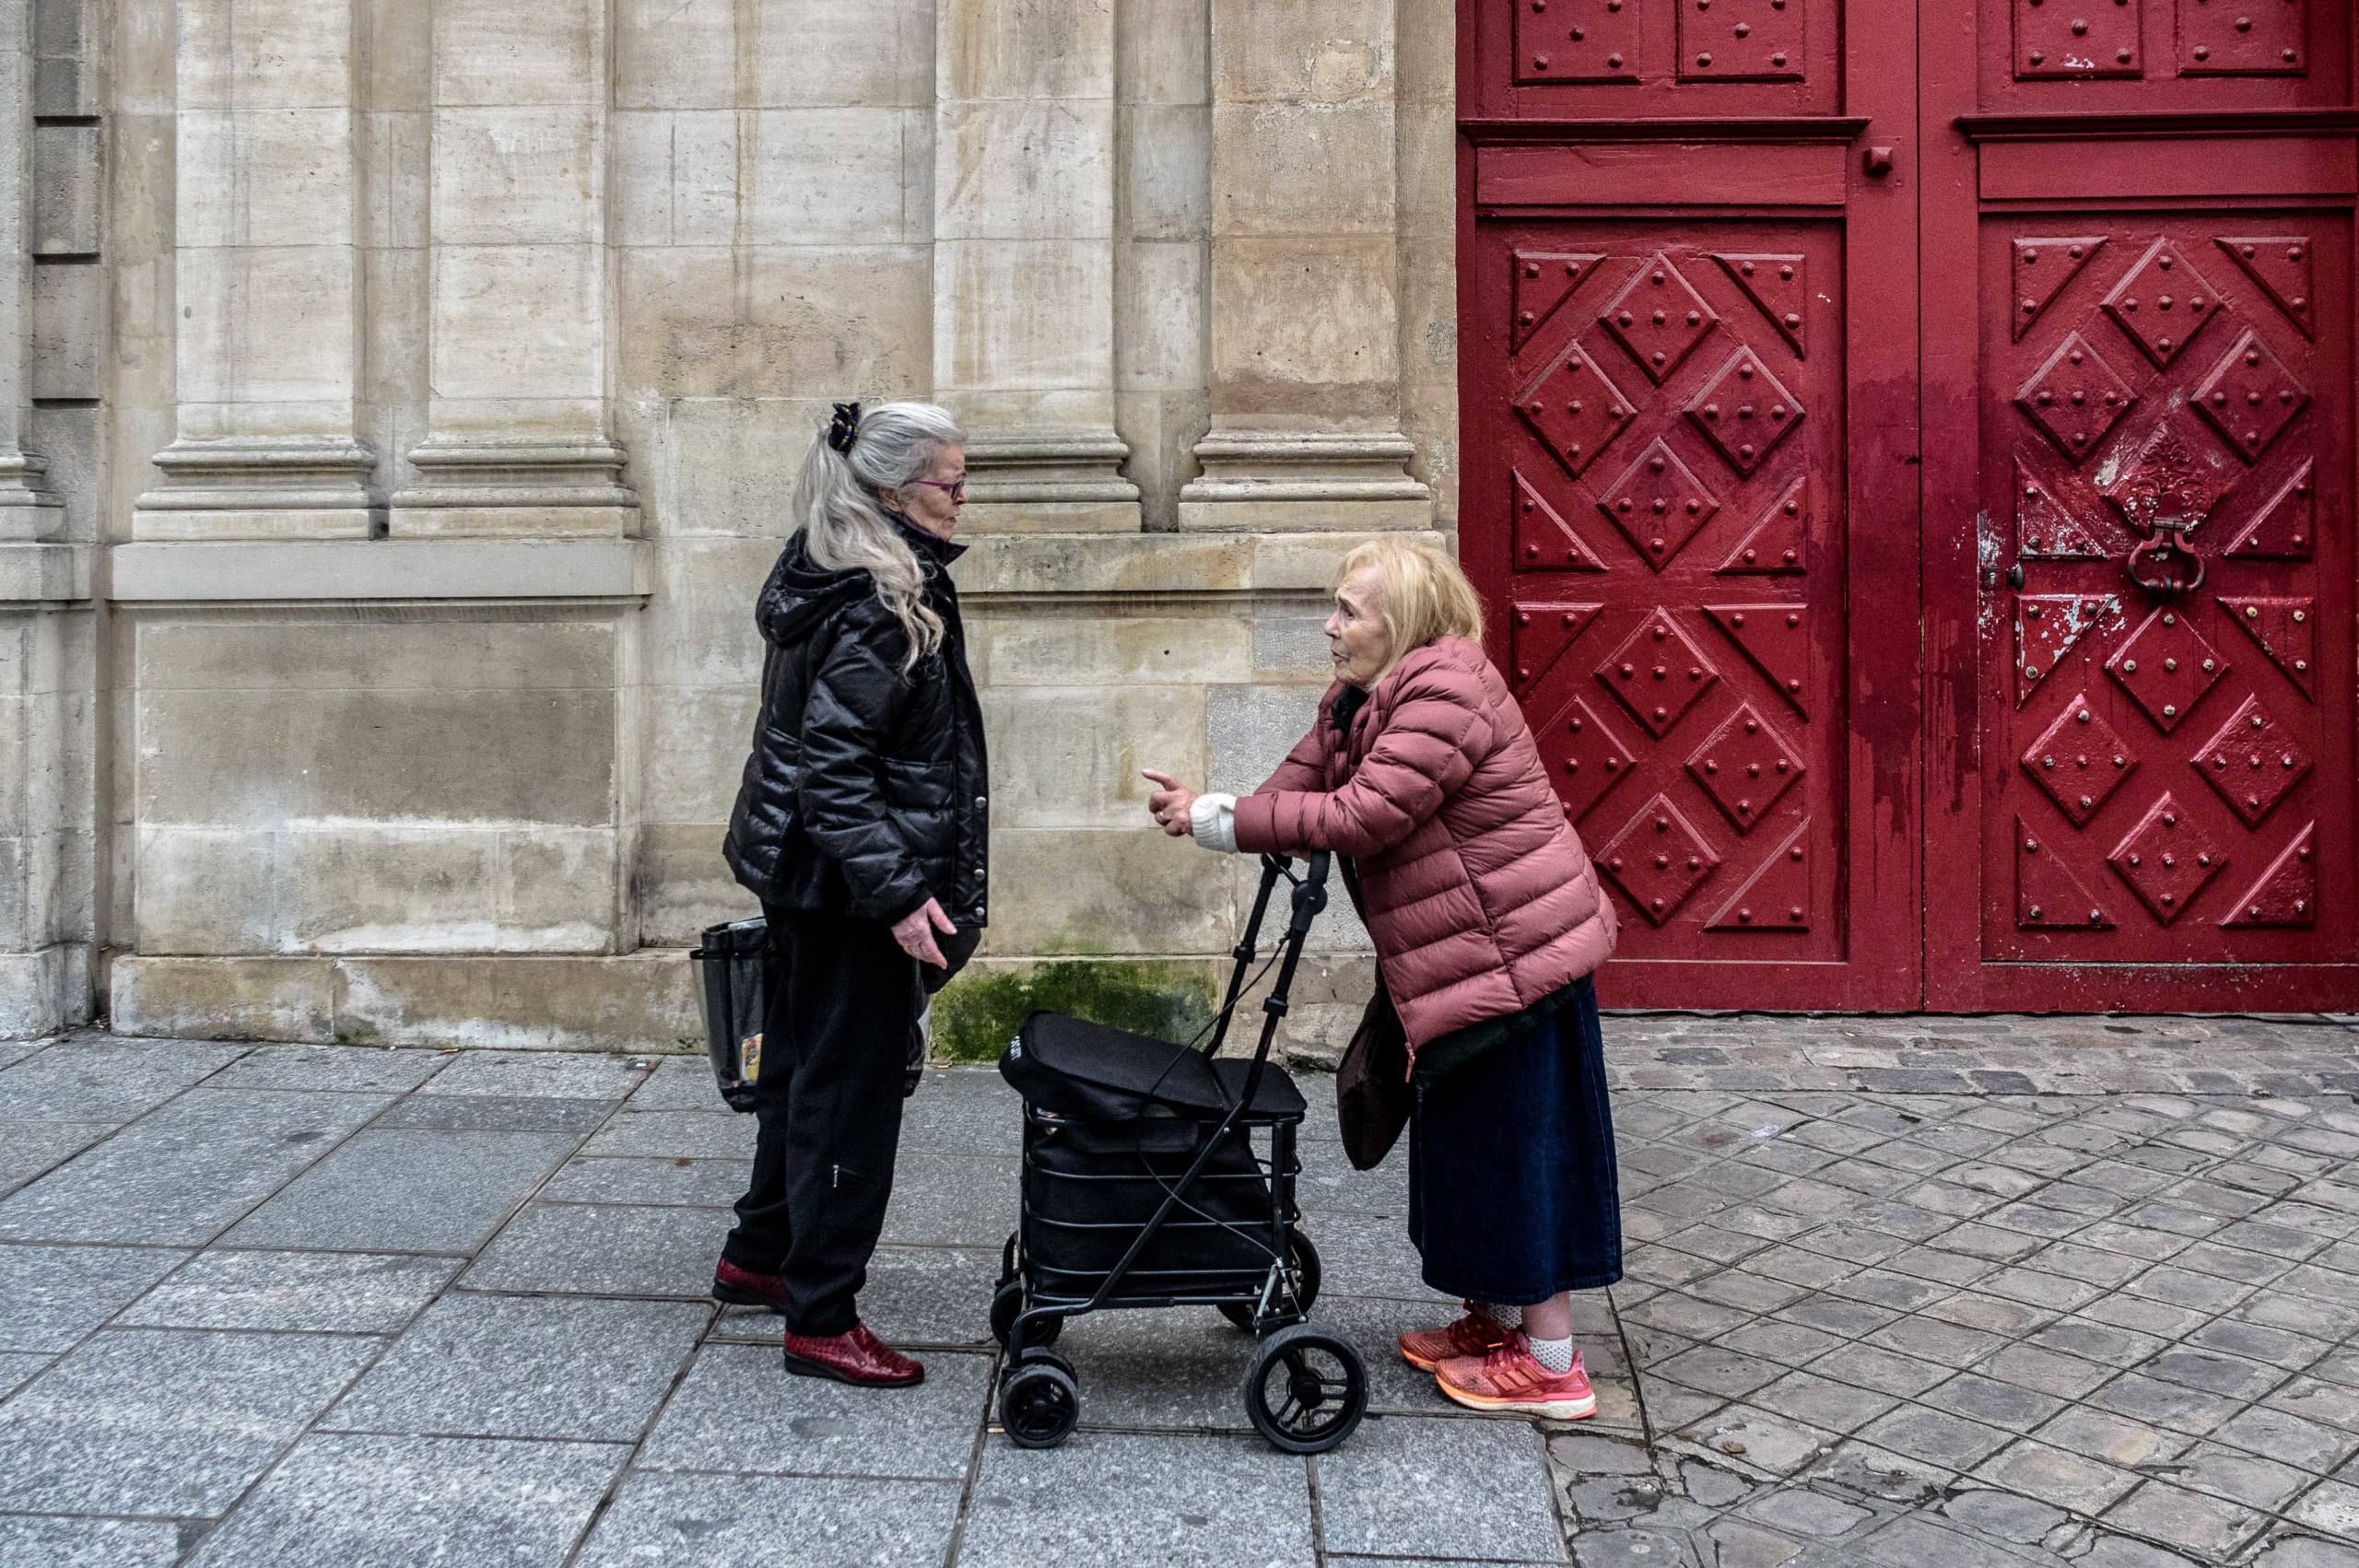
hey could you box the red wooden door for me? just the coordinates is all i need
[1921,7,2359,1007]
[1456,1,1921,1009]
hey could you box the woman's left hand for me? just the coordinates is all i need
[1140,769,1198,837]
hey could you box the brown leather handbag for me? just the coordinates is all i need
[1334,978,1411,1170]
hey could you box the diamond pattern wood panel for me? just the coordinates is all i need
[1495,228,1841,960]
[1982,216,2344,963]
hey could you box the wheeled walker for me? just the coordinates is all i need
[992,852,1369,1453]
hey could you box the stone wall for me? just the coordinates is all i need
[0,0,1459,1047]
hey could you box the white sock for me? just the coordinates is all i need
[1474,1302,1521,1330]
[1528,1334,1575,1375]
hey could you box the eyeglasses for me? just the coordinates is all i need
[912,476,968,501]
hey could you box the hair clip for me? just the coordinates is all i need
[827,401,863,455]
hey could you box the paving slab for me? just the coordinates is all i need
[461,1200,725,1297]
[897,1074,1026,1155]
[0,1350,52,1397]
[542,1154,753,1207]
[613,1055,730,1111]
[0,1516,186,1567]
[0,1038,246,1121]
[879,1150,1019,1248]
[414,1049,647,1100]
[959,1429,1315,1568]
[0,1243,190,1352]
[1316,1414,1562,1562]
[0,1089,391,1245]
[223,1129,581,1254]
[370,1094,616,1133]
[0,1328,381,1517]
[639,1341,991,1481]
[573,1470,963,1568]
[185,1433,628,1568]
[210,1046,451,1094]
[580,1108,756,1158]
[115,1250,461,1334]
[0,1122,113,1199]
[323,1293,707,1442]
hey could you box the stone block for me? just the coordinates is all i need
[1210,237,1402,419]
[577,1471,963,1568]
[178,0,356,110]
[175,110,356,252]
[942,0,1114,101]
[324,1293,707,1441]
[1207,681,1327,795]
[981,683,1204,830]
[116,1250,461,1333]
[1212,101,1395,239]
[654,397,818,537]
[29,260,102,402]
[967,607,1249,688]
[613,110,739,250]
[190,1434,628,1563]
[174,243,358,407]
[110,957,335,1043]
[1115,387,1213,531]
[431,242,602,401]
[751,0,933,108]
[335,954,699,1050]
[225,1129,581,1253]
[640,1342,992,1479]
[0,1242,191,1352]
[430,107,602,246]
[1120,0,1212,106]
[937,99,1116,242]
[935,239,1115,393]
[619,245,931,400]
[634,823,753,949]
[982,827,1236,956]
[1322,1416,1563,1561]
[1120,239,1208,392]
[434,0,604,107]
[645,535,775,685]
[1214,0,1396,103]
[31,123,100,254]
[616,0,737,109]
[0,1328,382,1519]
[745,108,921,246]
[960,1430,1310,1565]
[135,680,618,828]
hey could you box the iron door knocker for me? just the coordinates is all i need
[2124,517,2205,601]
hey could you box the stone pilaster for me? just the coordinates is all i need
[933,0,1138,532]
[1178,0,1430,532]
[133,0,376,540]
[389,0,637,536]
[0,0,56,539]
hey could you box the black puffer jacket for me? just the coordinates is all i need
[722,517,990,932]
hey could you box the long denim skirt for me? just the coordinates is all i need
[1404,976,1622,1305]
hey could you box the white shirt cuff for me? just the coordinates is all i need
[1191,792,1239,853]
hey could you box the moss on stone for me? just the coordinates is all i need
[929,960,1221,1064]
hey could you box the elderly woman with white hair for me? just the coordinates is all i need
[1145,537,1622,1419]
[719,400,987,1388]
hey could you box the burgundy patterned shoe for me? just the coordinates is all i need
[712,1259,792,1314]
[781,1323,925,1387]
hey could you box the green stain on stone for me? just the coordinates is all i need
[929,960,1221,1064]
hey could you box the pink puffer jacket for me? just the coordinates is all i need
[1231,636,1618,1054]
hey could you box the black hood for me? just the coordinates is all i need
[757,513,966,647]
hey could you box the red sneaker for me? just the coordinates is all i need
[1434,1337,1597,1420]
[781,1323,925,1387]
[1397,1305,1517,1372]
[712,1259,792,1314]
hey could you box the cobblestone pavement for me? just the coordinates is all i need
[0,1017,2355,1567]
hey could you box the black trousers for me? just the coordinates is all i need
[722,906,921,1337]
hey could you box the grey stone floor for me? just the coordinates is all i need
[0,1016,2355,1567]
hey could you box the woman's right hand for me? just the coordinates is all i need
[891,898,957,967]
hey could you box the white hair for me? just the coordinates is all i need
[793,401,965,673]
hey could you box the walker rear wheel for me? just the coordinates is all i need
[1242,1324,1366,1454]
[991,1280,1063,1350]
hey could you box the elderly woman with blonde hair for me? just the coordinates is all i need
[1144,537,1622,1419]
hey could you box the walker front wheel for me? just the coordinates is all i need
[1000,1358,1081,1449]
[1243,1323,1366,1454]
